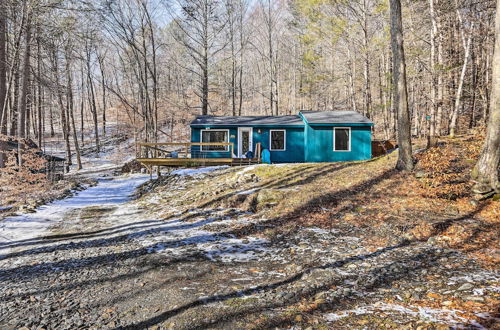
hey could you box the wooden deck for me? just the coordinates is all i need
[136,157,262,166]
[136,142,261,169]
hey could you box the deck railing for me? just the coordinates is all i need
[136,142,235,160]
[135,142,261,168]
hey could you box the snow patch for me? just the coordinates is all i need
[0,174,149,250]
[324,302,490,327]
[304,227,337,235]
[237,188,260,195]
[171,166,229,177]
[133,214,281,263]
[235,164,262,175]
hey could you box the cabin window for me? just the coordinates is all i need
[201,129,229,151]
[333,127,351,151]
[270,130,286,151]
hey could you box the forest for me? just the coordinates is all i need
[0,0,497,149]
[0,0,499,328]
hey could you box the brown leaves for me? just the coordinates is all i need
[409,222,434,241]
[414,132,485,200]
[0,142,51,206]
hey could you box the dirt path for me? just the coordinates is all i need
[0,169,498,329]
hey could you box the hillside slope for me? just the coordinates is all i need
[0,132,497,329]
[139,132,498,267]
[125,131,499,328]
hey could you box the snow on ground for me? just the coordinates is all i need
[235,164,264,175]
[323,302,492,328]
[237,188,260,195]
[42,126,136,177]
[133,210,281,263]
[0,174,150,252]
[170,166,230,177]
[66,136,136,176]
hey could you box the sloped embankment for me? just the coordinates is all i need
[138,133,498,267]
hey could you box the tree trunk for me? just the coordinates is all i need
[18,18,32,138]
[469,46,478,128]
[347,47,357,112]
[238,1,244,116]
[10,58,20,136]
[49,94,54,137]
[471,0,500,194]
[362,0,372,119]
[435,8,444,136]
[6,6,25,137]
[36,27,42,148]
[227,2,237,117]
[80,64,85,146]
[65,49,82,170]
[0,1,6,168]
[86,45,100,154]
[0,1,7,137]
[449,24,473,138]
[428,0,438,145]
[201,0,209,116]
[52,48,72,170]
[390,0,414,171]
[202,62,208,115]
[98,54,107,137]
[482,37,491,123]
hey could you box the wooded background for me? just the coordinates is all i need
[0,0,497,169]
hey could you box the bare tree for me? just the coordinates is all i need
[0,1,7,137]
[449,1,474,138]
[471,0,500,195]
[0,1,6,168]
[97,50,107,137]
[390,0,413,171]
[18,4,32,138]
[428,0,438,145]
[65,42,82,170]
[85,38,100,154]
[258,0,280,115]
[170,0,227,115]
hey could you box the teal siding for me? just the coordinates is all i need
[190,121,371,162]
[191,127,237,158]
[252,127,304,163]
[191,126,305,162]
[304,125,372,162]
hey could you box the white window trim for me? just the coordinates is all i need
[333,127,351,152]
[200,129,230,152]
[269,129,286,151]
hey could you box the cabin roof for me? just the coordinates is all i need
[300,110,373,125]
[191,115,304,126]
[190,111,373,127]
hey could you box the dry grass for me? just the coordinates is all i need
[236,131,498,267]
[144,129,498,268]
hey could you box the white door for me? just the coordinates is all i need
[238,127,253,157]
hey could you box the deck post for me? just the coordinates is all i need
[145,164,152,180]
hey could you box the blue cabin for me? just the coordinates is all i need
[190,111,373,163]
